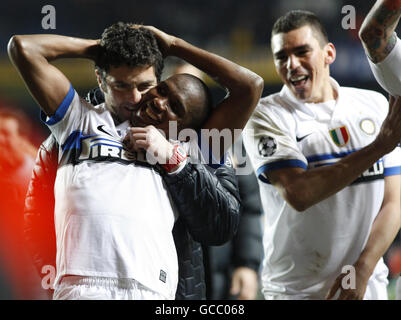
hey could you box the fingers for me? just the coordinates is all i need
[123,127,149,152]
[128,125,156,134]
[238,281,258,300]
[336,288,363,300]
[326,277,365,300]
[230,276,241,297]
[123,133,147,152]
[326,277,341,300]
[230,268,259,300]
[122,125,172,164]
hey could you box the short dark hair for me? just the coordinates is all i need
[271,10,328,47]
[95,22,164,82]
[180,74,213,131]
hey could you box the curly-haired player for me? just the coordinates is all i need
[8,23,263,300]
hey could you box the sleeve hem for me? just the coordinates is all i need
[40,84,75,126]
[257,159,307,184]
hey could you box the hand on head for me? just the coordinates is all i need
[137,25,175,58]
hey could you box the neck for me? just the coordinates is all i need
[306,77,337,103]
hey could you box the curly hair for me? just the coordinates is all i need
[95,22,164,81]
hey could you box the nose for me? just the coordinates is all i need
[129,87,142,104]
[153,96,168,112]
[286,54,301,70]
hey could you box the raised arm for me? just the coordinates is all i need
[143,26,264,143]
[359,0,401,63]
[268,95,401,212]
[7,34,98,116]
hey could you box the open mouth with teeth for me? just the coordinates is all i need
[289,75,309,88]
[131,101,162,126]
[144,103,161,122]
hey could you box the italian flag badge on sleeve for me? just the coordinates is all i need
[329,126,350,147]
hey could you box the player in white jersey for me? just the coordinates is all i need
[8,23,263,299]
[243,10,401,300]
[360,0,401,300]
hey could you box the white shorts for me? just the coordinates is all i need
[263,277,388,300]
[363,274,388,300]
[53,276,168,300]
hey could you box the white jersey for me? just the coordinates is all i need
[368,35,401,96]
[243,78,401,299]
[42,84,197,300]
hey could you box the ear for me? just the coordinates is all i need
[95,69,107,93]
[324,42,336,66]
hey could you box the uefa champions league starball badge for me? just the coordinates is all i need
[258,136,277,157]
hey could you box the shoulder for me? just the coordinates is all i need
[79,96,107,112]
[247,92,295,130]
[257,92,292,113]
[340,86,389,114]
[341,86,388,105]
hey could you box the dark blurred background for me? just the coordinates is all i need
[0,0,400,299]
[1,0,399,142]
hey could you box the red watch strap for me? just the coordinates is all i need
[161,144,187,172]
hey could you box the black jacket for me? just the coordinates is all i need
[24,134,241,299]
[203,171,263,299]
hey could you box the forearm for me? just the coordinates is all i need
[356,199,401,276]
[170,37,262,94]
[325,199,400,301]
[359,0,401,63]
[170,37,263,157]
[275,140,390,211]
[8,34,98,63]
[8,34,98,115]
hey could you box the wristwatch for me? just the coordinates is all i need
[161,144,187,172]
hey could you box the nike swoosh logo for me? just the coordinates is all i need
[97,125,113,137]
[296,133,312,142]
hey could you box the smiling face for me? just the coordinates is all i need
[271,25,336,103]
[132,74,210,136]
[96,64,158,124]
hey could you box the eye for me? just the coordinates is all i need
[296,50,308,56]
[157,85,168,97]
[113,83,130,90]
[137,84,153,93]
[275,55,287,63]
